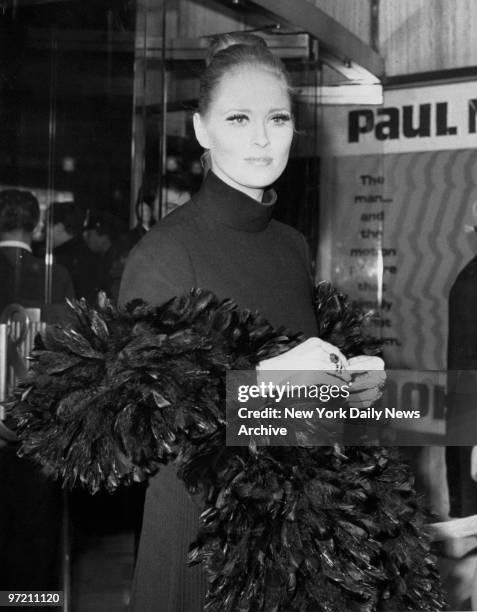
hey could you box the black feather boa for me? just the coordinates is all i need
[9,283,446,611]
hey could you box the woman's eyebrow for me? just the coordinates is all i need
[221,108,251,114]
[221,107,291,115]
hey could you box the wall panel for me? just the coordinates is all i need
[380,0,477,76]
[176,0,245,38]
[144,0,477,78]
[140,0,245,40]
[175,0,372,45]
[308,0,371,46]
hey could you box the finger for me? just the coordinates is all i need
[349,373,374,392]
[351,370,387,382]
[307,338,349,372]
[351,387,382,401]
[348,355,385,371]
[317,371,352,385]
[257,369,351,389]
[350,371,386,391]
[283,370,350,387]
[471,447,477,482]
[348,387,383,407]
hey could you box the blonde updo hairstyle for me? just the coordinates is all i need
[198,32,293,116]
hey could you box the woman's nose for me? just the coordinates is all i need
[252,121,270,147]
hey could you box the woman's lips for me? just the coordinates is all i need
[245,157,273,166]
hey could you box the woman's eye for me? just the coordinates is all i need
[226,114,249,125]
[271,113,292,125]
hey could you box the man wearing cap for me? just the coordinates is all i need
[51,200,102,302]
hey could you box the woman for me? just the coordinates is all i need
[126,197,156,250]
[119,33,385,611]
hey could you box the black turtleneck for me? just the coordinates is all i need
[120,171,317,337]
[195,170,276,232]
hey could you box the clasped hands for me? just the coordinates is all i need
[257,337,386,409]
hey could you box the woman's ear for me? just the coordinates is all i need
[193,112,210,149]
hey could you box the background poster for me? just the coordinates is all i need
[330,149,477,372]
[324,120,477,513]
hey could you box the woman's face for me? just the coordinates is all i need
[193,67,294,200]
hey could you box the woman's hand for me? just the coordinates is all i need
[256,337,351,387]
[347,356,386,408]
[256,341,386,410]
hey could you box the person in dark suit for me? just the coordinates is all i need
[446,254,477,502]
[51,200,102,302]
[84,209,127,302]
[0,188,74,597]
[0,189,74,319]
[445,254,477,610]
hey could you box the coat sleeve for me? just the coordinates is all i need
[118,228,196,307]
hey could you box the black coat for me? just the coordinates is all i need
[119,172,318,611]
[446,254,477,516]
[53,235,101,302]
[0,246,74,322]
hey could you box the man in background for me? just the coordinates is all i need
[0,189,74,319]
[51,200,101,302]
[84,210,126,302]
